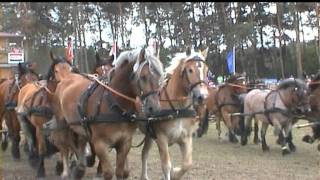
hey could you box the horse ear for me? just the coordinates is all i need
[50,51,56,61]
[186,46,191,56]
[201,47,209,60]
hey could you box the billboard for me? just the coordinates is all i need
[8,52,24,64]
[8,46,24,64]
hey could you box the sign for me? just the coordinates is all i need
[8,52,24,64]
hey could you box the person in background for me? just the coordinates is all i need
[65,37,74,65]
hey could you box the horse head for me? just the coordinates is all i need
[112,48,164,117]
[226,73,248,94]
[278,78,311,114]
[48,51,74,82]
[17,62,39,86]
[178,47,209,107]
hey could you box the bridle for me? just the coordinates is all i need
[132,60,160,102]
[181,56,208,94]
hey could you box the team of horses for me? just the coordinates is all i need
[1,46,320,179]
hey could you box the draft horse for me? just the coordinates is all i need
[52,47,164,179]
[0,62,38,160]
[139,47,209,180]
[197,74,247,143]
[302,73,320,151]
[241,78,310,155]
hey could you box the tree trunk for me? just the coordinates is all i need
[97,11,102,48]
[317,3,320,69]
[276,3,285,78]
[294,6,303,78]
[73,3,78,68]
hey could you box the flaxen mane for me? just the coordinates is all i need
[114,48,164,81]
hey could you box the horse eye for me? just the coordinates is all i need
[188,68,193,73]
[141,76,147,82]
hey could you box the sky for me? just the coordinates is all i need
[83,3,317,51]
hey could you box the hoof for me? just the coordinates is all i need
[11,147,20,160]
[23,143,29,154]
[86,155,95,167]
[36,169,46,178]
[55,161,63,176]
[302,135,314,144]
[1,140,8,151]
[262,145,270,152]
[289,143,296,152]
[253,137,260,144]
[240,136,247,146]
[71,165,86,179]
[282,148,291,156]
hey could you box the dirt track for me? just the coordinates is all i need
[1,121,320,180]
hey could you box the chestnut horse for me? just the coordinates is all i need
[197,74,247,143]
[241,78,311,155]
[16,52,114,178]
[302,73,320,151]
[0,62,38,160]
[139,47,209,180]
[52,47,164,179]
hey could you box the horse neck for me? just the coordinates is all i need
[278,88,294,108]
[161,65,189,107]
[109,64,135,110]
[58,70,73,81]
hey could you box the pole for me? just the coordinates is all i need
[233,46,236,75]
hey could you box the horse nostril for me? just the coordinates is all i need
[148,107,153,113]
[198,95,203,103]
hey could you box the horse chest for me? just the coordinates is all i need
[166,119,190,140]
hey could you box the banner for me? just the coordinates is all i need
[226,47,235,74]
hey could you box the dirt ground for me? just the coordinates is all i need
[1,120,320,180]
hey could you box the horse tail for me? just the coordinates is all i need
[18,113,37,160]
[197,108,209,138]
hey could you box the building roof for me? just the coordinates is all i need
[0,32,24,38]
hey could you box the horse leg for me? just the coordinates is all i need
[86,142,96,167]
[35,122,47,178]
[286,130,296,152]
[241,115,253,146]
[92,140,113,179]
[253,118,260,144]
[140,135,153,180]
[261,122,269,152]
[5,112,21,160]
[156,135,171,180]
[282,123,294,155]
[216,116,221,140]
[171,136,193,180]
[0,111,8,151]
[115,138,132,179]
[70,136,87,179]
[222,109,238,143]
[17,114,38,166]
[55,153,64,176]
[60,150,70,179]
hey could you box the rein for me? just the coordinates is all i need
[87,74,136,104]
[226,83,248,89]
